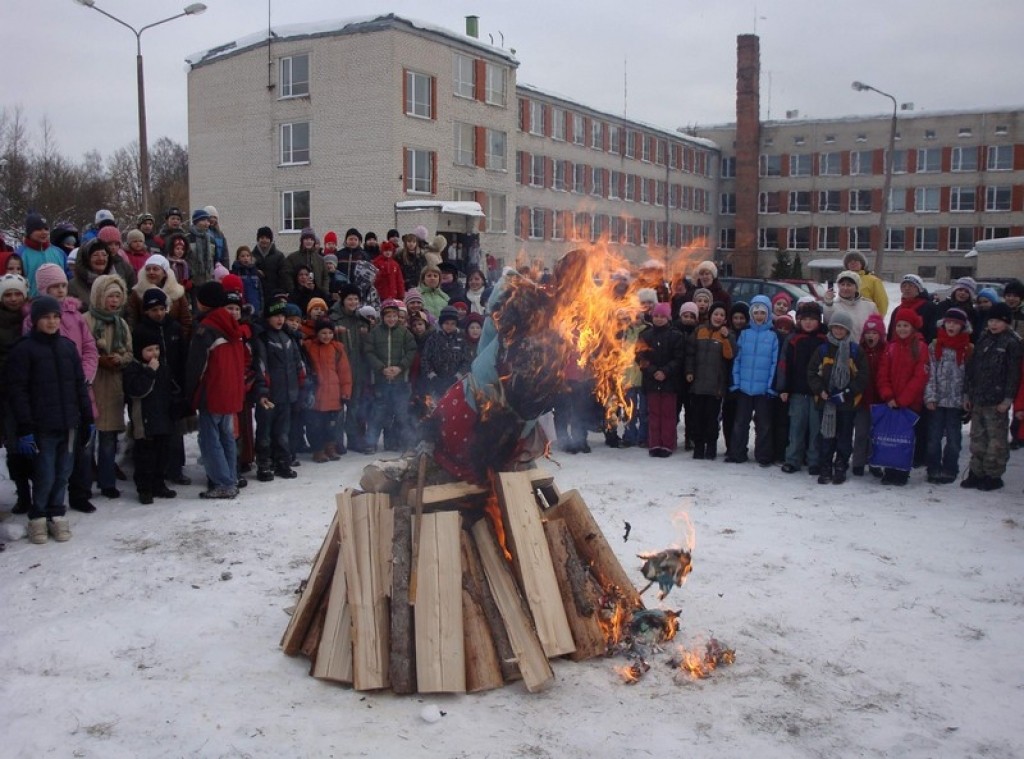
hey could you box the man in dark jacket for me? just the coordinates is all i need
[187,208,217,289]
[283,228,329,293]
[251,300,303,481]
[254,226,287,297]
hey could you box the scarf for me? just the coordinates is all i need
[89,305,130,355]
[935,329,971,366]
[820,332,852,439]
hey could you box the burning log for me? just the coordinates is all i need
[543,518,607,661]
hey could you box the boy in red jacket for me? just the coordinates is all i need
[876,307,929,485]
[373,241,406,302]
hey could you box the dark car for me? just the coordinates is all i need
[718,277,809,305]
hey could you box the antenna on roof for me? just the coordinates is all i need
[623,56,628,119]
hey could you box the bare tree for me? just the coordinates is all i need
[0,106,34,235]
[149,136,189,217]
[107,141,143,223]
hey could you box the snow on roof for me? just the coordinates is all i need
[187,13,518,68]
[517,82,720,151]
[394,200,485,217]
[696,103,1024,131]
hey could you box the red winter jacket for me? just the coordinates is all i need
[877,333,928,411]
[372,254,406,302]
[185,307,247,414]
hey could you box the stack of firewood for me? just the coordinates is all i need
[280,469,644,694]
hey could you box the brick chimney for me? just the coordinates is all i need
[733,34,760,276]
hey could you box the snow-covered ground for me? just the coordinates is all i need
[1,425,1021,759]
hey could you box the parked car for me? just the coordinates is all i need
[781,279,826,300]
[718,277,810,305]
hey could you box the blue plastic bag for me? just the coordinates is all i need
[869,404,919,471]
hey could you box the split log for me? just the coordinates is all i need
[300,588,330,665]
[543,518,608,661]
[389,490,415,694]
[414,511,466,693]
[472,518,554,693]
[459,531,505,692]
[281,511,340,656]
[496,472,576,658]
[311,533,353,683]
[463,524,520,683]
[546,489,644,611]
[410,467,554,511]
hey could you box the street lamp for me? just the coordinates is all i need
[852,80,898,277]
[73,0,207,215]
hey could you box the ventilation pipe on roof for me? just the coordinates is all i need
[466,15,479,38]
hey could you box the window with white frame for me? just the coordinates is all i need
[656,140,666,165]
[573,163,585,194]
[609,170,621,199]
[641,135,652,162]
[485,63,507,105]
[405,148,434,193]
[886,227,905,251]
[486,193,506,232]
[819,152,840,176]
[817,227,839,250]
[915,187,940,212]
[720,193,736,215]
[889,148,908,174]
[850,189,872,213]
[950,186,976,212]
[576,213,591,242]
[625,174,636,202]
[951,146,978,172]
[995,125,1009,135]
[917,147,941,173]
[790,153,812,177]
[639,178,650,204]
[721,156,736,178]
[958,127,973,137]
[529,155,544,187]
[788,227,810,250]
[279,54,309,98]
[515,151,523,184]
[888,188,907,213]
[453,54,475,99]
[591,120,603,150]
[949,227,976,250]
[281,189,310,231]
[607,125,619,154]
[850,227,873,250]
[759,191,780,214]
[986,186,1011,211]
[625,131,637,158]
[984,226,1011,239]
[552,160,566,191]
[405,70,433,118]
[593,214,607,243]
[452,189,475,203]
[552,211,564,241]
[655,181,665,207]
[591,167,604,196]
[529,102,544,135]
[915,227,939,250]
[453,122,474,167]
[789,191,811,213]
[987,145,1013,170]
[572,114,585,145]
[280,122,310,165]
[720,227,736,250]
[850,150,873,176]
[552,108,566,141]
[485,129,507,171]
[626,218,639,245]
[759,154,782,177]
[528,208,544,239]
[819,190,840,212]
[759,227,779,249]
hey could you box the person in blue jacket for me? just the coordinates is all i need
[726,294,779,466]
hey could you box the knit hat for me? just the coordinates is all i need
[364,231,378,243]
[323,231,338,246]
[203,205,219,219]
[191,208,210,224]
[637,287,658,305]
[892,307,923,330]
[322,253,338,267]
[126,229,146,244]
[796,300,823,320]
[828,310,854,334]
[1003,279,1024,298]
[901,273,925,293]
[771,291,793,308]
[976,287,1001,304]
[414,225,429,242]
[730,301,750,320]
[221,274,244,303]
[943,307,969,326]
[679,302,699,319]
[429,234,448,253]
[334,282,360,301]
[137,213,155,225]
[164,207,183,220]
[0,273,28,298]
[380,298,403,313]
[989,302,1013,325]
[144,254,170,272]
[35,263,68,293]
[98,226,122,244]
[142,288,168,310]
[358,305,379,321]
[774,313,795,330]
[692,288,713,305]
[25,212,48,236]
[842,251,868,269]
[257,226,274,241]
[861,313,887,343]
[404,288,424,305]
[345,228,362,243]
[284,303,302,318]
[380,241,396,254]
[652,302,672,319]
[196,281,227,309]
[835,270,861,289]
[212,263,229,282]
[30,295,62,325]
[438,305,460,324]
[300,227,317,242]
[709,301,729,321]
[265,300,288,318]
[695,260,718,279]
[306,297,328,315]
[386,228,400,241]
[465,312,485,328]
[94,209,116,226]
[952,276,977,297]
[314,318,335,334]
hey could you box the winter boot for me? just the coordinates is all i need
[692,443,705,460]
[324,443,342,461]
[47,516,71,542]
[960,470,983,489]
[832,468,847,485]
[705,444,717,461]
[604,430,620,448]
[817,466,833,484]
[256,468,275,483]
[978,476,1004,491]
[274,465,298,479]
[138,491,155,505]
[312,450,330,464]
[28,518,48,544]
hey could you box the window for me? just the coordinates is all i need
[987,145,1013,171]
[485,129,507,171]
[788,191,811,213]
[573,163,585,194]
[758,227,779,249]
[591,167,604,196]
[924,129,936,140]
[572,114,585,145]
[655,181,666,207]
[886,227,905,251]
[919,266,937,279]
[759,191,780,214]
[759,154,781,177]
[888,188,906,213]
[719,228,736,250]
[281,190,310,231]
[824,134,836,144]
[817,227,839,250]
[608,125,620,154]
[790,154,812,176]
[850,190,872,213]
[721,156,736,178]
[720,193,736,215]
[819,190,841,212]
[851,150,873,176]
[553,160,567,191]
[485,63,507,105]
[984,226,1011,239]
[986,186,1012,211]
[656,140,666,165]
[794,136,806,146]
[515,151,523,184]
[486,193,506,232]
[453,123,474,167]
[995,125,1009,136]
[950,186,976,212]
[850,227,873,251]
[590,121,603,150]
[452,188,475,203]
[625,174,636,202]
[949,227,976,251]
[453,54,475,99]
[917,148,941,173]
[639,178,650,204]
[405,148,434,194]
[577,213,592,243]
[594,214,608,243]
[529,155,544,187]
[915,187,940,212]
[641,135,652,162]
[529,208,544,240]
[856,133,867,142]
[609,171,621,199]
[405,70,433,118]
[958,127,973,138]
[889,149,908,174]
[788,227,810,250]
[915,227,939,251]
[280,122,310,165]
[529,102,545,135]
[552,108,566,141]
[552,211,565,241]
[279,54,309,98]
[951,146,978,172]
[625,131,637,159]
[819,152,840,176]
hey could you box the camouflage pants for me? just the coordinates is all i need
[968,405,1010,477]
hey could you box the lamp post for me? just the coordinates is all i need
[851,80,898,277]
[73,0,207,215]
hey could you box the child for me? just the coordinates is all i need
[251,300,304,481]
[726,295,778,466]
[304,319,353,462]
[972,287,1000,338]
[364,299,417,453]
[404,288,426,321]
[230,245,264,318]
[7,296,93,543]
[685,301,733,459]
[962,302,1022,491]
[924,308,973,484]
[853,313,887,477]
[329,283,368,454]
[772,292,792,319]
[164,232,192,295]
[691,288,713,323]
[284,303,304,335]
[876,307,929,485]
[464,312,484,364]
[675,302,699,449]
[808,310,868,484]
[373,241,406,302]
[421,306,471,403]
[123,329,177,504]
[0,274,33,513]
[636,302,684,457]
[302,297,329,339]
[418,264,449,319]
[778,301,827,474]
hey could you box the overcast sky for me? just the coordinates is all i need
[4,0,1023,160]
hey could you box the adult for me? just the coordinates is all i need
[822,270,878,342]
[81,209,117,246]
[125,254,193,340]
[253,226,287,297]
[669,271,694,318]
[289,265,329,315]
[95,227,138,289]
[693,260,731,311]
[187,208,217,289]
[15,213,66,297]
[204,206,229,267]
[842,251,888,315]
[464,268,492,315]
[636,259,670,303]
[889,274,937,344]
[397,232,426,290]
[283,227,329,293]
[69,239,122,310]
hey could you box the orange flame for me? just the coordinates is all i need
[675,638,736,679]
[482,485,511,562]
[598,597,630,645]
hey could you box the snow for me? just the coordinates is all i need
[394,200,485,217]
[2,429,1022,758]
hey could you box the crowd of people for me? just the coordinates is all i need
[1,209,1022,547]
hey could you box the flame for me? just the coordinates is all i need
[674,637,736,679]
[615,660,648,684]
[482,485,511,562]
[673,510,697,557]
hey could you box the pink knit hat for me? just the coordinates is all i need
[404,287,424,305]
[652,302,672,319]
[97,226,122,244]
[35,263,68,293]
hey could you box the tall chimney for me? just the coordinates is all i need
[733,34,760,277]
[466,15,479,38]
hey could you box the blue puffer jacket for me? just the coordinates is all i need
[731,295,779,395]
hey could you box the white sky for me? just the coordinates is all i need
[4,0,1024,159]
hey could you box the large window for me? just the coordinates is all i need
[987,145,1013,171]
[529,155,544,187]
[819,190,841,212]
[850,189,872,213]
[789,191,811,213]
[721,156,736,178]
[453,53,474,98]
[552,160,567,191]
[528,101,545,135]
[758,227,779,249]
[552,108,566,141]
[984,226,1011,239]
[572,114,585,145]
[886,227,906,251]
[405,148,434,194]
[759,191,780,214]
[850,150,873,176]
[280,122,310,165]
[609,170,621,199]
[625,131,637,159]
[790,153,812,177]
[279,54,309,98]
[453,122,474,167]
[917,148,941,173]
[889,149,908,174]
[591,120,603,151]
[486,193,506,233]
[625,174,636,202]
[915,227,939,251]
[787,227,810,250]
[528,208,544,240]
[951,146,978,172]
[819,152,841,176]
[817,227,839,250]
[607,125,619,154]
[485,63,507,106]
[850,227,873,251]
[949,227,976,251]
[888,188,906,213]
[720,228,736,250]
[950,186,976,212]
[485,129,507,171]
[591,167,604,196]
[552,211,565,241]
[573,163,586,194]
[915,187,940,212]
[759,154,782,177]
[986,186,1012,211]
[405,70,433,118]
[641,134,652,162]
[720,193,736,215]
[281,190,310,231]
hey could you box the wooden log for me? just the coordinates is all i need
[311,531,353,683]
[464,522,521,683]
[389,490,416,694]
[545,489,644,611]
[414,511,466,693]
[471,518,554,693]
[410,467,554,511]
[459,531,505,692]
[544,518,608,661]
[495,472,576,658]
[300,588,330,665]
[339,491,394,691]
[281,511,340,655]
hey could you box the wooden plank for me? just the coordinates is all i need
[410,467,554,510]
[459,531,505,692]
[301,589,330,665]
[496,471,576,658]
[389,490,416,694]
[414,511,466,693]
[471,518,554,693]
[544,518,608,661]
[281,511,340,655]
[546,489,644,611]
[311,521,353,683]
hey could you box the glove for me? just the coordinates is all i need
[17,434,38,457]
